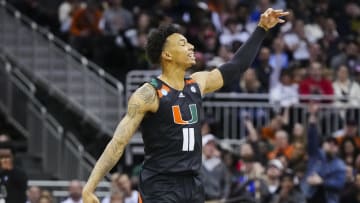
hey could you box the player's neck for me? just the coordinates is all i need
[160,66,186,90]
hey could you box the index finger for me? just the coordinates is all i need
[278,11,290,16]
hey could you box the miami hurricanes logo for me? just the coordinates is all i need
[172,104,198,125]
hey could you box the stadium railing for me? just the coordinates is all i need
[28,180,110,202]
[0,53,108,180]
[126,70,360,141]
[0,0,124,135]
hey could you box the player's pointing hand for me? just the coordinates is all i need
[258,8,289,31]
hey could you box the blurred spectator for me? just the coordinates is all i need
[261,113,284,142]
[292,66,307,84]
[291,123,306,144]
[308,42,326,65]
[70,1,102,37]
[283,19,310,66]
[228,151,269,203]
[301,104,346,203]
[254,47,272,91]
[270,69,299,107]
[69,0,102,57]
[39,190,54,203]
[269,37,289,89]
[267,130,294,160]
[116,174,138,203]
[0,142,27,203]
[58,0,79,33]
[339,165,358,203]
[26,186,41,203]
[61,180,83,203]
[244,118,269,165]
[321,17,340,60]
[263,159,284,197]
[221,149,239,182]
[288,141,306,170]
[299,62,334,102]
[200,116,220,137]
[206,45,232,71]
[344,2,360,35]
[200,134,230,201]
[108,190,125,203]
[330,39,360,76]
[102,172,120,203]
[334,119,360,148]
[235,68,265,93]
[39,196,52,203]
[219,18,249,47]
[333,64,360,109]
[99,0,134,35]
[270,169,306,203]
[339,137,359,167]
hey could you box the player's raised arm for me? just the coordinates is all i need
[191,8,289,95]
[82,83,158,203]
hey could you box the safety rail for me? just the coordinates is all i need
[0,0,125,135]
[127,70,360,140]
[28,180,111,203]
[0,53,108,180]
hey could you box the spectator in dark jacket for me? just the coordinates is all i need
[301,104,346,203]
[0,142,28,203]
[271,169,306,203]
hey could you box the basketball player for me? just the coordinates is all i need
[83,8,288,203]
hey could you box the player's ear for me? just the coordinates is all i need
[161,51,172,61]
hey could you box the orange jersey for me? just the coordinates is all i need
[267,145,294,160]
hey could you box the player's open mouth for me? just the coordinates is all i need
[188,53,195,60]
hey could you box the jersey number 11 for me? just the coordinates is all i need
[182,128,195,151]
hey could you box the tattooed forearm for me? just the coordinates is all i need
[84,115,140,191]
[84,83,155,193]
[137,85,156,104]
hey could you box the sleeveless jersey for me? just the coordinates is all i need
[140,77,203,177]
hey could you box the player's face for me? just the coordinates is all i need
[163,33,196,68]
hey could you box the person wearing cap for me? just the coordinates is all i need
[301,104,346,203]
[200,134,230,202]
[263,159,284,199]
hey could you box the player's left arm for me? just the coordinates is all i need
[191,8,288,95]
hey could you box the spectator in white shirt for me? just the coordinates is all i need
[117,174,138,203]
[103,174,138,203]
[333,64,360,108]
[283,19,310,63]
[61,180,83,203]
[270,69,299,107]
[219,18,249,47]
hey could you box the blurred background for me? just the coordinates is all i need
[0,0,359,202]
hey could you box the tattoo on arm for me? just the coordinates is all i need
[84,88,150,192]
[137,85,156,104]
[128,103,140,118]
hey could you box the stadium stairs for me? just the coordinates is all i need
[0,0,126,179]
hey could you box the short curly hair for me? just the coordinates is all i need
[145,24,181,64]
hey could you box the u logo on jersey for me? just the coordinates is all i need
[172,104,198,125]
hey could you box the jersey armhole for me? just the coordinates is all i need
[141,78,160,115]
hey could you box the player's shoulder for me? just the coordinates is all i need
[130,83,159,112]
